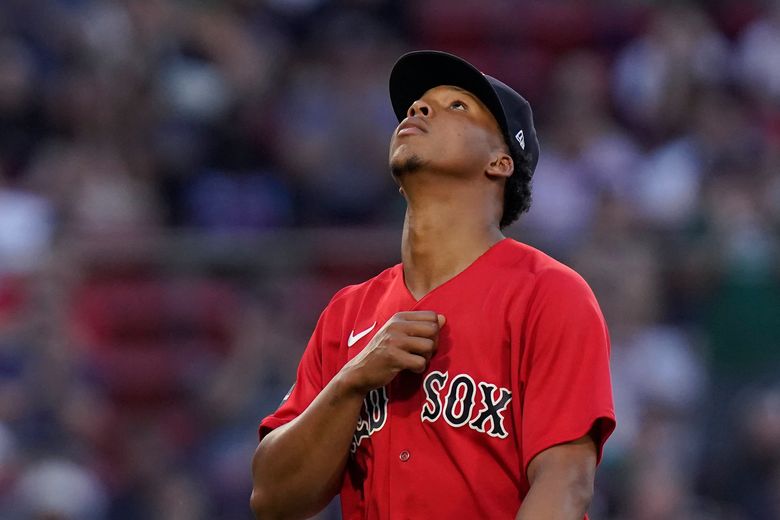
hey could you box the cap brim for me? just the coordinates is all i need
[389,51,509,138]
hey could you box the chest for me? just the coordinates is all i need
[341,292,522,453]
[344,292,517,385]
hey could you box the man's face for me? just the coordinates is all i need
[389,85,506,180]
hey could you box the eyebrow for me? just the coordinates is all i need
[442,85,481,104]
[435,85,503,136]
[419,85,493,117]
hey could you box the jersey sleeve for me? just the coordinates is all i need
[519,267,616,475]
[258,295,341,441]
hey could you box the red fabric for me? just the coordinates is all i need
[259,239,615,519]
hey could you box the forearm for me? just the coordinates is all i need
[251,373,365,519]
[515,435,597,520]
[514,471,593,520]
[251,311,443,519]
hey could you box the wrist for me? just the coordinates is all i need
[333,368,368,401]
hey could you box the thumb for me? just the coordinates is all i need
[437,314,446,328]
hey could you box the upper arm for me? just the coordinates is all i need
[520,268,616,476]
[257,291,347,441]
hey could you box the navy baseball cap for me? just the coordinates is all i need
[389,50,540,175]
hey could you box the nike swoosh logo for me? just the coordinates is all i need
[347,322,377,347]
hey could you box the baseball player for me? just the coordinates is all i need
[251,50,615,520]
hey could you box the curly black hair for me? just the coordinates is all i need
[499,146,533,229]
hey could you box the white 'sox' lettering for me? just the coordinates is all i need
[421,371,512,439]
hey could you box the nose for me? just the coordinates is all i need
[407,99,431,118]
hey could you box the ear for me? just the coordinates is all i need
[485,152,514,179]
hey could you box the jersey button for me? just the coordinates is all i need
[399,450,410,462]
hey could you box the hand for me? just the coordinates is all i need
[339,311,445,396]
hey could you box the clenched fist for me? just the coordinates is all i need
[339,311,445,396]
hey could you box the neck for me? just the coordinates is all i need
[400,176,505,300]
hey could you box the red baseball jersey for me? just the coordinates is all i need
[259,238,615,519]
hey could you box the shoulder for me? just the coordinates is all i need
[309,264,401,340]
[499,239,598,306]
[501,240,593,288]
[324,263,402,311]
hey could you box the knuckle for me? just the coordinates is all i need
[387,320,405,332]
[391,313,407,324]
[424,310,437,321]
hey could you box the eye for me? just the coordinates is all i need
[450,100,467,111]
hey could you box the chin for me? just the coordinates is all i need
[390,153,426,178]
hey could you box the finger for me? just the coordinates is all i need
[395,319,440,338]
[398,336,436,357]
[395,350,428,374]
[437,314,446,328]
[392,310,439,322]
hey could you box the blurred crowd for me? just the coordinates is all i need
[1,0,779,518]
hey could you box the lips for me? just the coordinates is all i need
[397,118,427,136]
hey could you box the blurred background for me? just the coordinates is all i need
[0,0,779,518]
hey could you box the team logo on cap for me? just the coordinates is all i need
[515,130,525,150]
